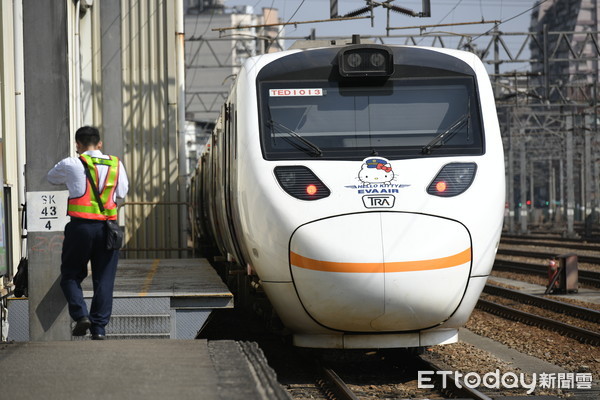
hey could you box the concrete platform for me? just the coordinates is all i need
[459,328,568,375]
[7,258,233,341]
[0,339,291,400]
[106,258,231,299]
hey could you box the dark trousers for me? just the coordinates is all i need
[60,218,119,335]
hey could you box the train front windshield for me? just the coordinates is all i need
[260,77,484,160]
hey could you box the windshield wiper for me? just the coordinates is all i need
[269,120,323,157]
[421,113,469,155]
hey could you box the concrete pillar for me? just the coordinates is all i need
[100,0,124,159]
[24,0,71,340]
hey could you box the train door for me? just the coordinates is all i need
[0,143,6,278]
[223,100,245,265]
[208,113,227,254]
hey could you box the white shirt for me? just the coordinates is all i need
[47,150,129,200]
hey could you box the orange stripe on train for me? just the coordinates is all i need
[290,248,471,273]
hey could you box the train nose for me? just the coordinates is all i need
[289,213,472,332]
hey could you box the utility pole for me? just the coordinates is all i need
[584,114,593,236]
[566,114,575,237]
[519,134,528,233]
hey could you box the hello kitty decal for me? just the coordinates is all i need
[344,157,410,208]
[358,158,394,184]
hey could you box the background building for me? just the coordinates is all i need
[530,0,599,103]
[511,0,600,234]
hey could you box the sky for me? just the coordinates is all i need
[221,0,542,73]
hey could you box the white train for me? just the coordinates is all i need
[190,38,505,349]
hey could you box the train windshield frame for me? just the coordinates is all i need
[258,76,484,161]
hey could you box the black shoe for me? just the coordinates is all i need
[72,317,91,336]
[91,334,106,340]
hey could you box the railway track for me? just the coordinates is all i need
[483,284,600,323]
[501,236,600,252]
[317,365,359,400]
[497,248,600,265]
[415,357,494,400]
[493,259,600,287]
[477,285,600,346]
[316,357,494,400]
[502,232,600,243]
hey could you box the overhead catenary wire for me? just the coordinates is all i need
[472,0,550,40]
[211,14,369,33]
[214,0,429,34]
[201,0,553,74]
[215,0,543,44]
[186,6,215,102]
[388,19,500,32]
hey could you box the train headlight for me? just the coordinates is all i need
[274,166,330,201]
[338,45,394,78]
[305,184,318,196]
[427,163,477,197]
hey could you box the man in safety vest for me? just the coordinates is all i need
[47,126,129,340]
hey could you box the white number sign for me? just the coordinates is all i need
[27,191,69,232]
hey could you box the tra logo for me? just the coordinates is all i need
[362,195,395,209]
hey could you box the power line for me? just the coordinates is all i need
[473,0,550,40]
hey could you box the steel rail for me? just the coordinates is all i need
[501,233,600,244]
[318,360,492,400]
[497,248,600,265]
[476,299,600,346]
[493,259,600,288]
[484,284,600,323]
[417,357,494,400]
[317,365,359,400]
[500,237,600,252]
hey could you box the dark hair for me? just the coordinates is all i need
[75,126,101,147]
